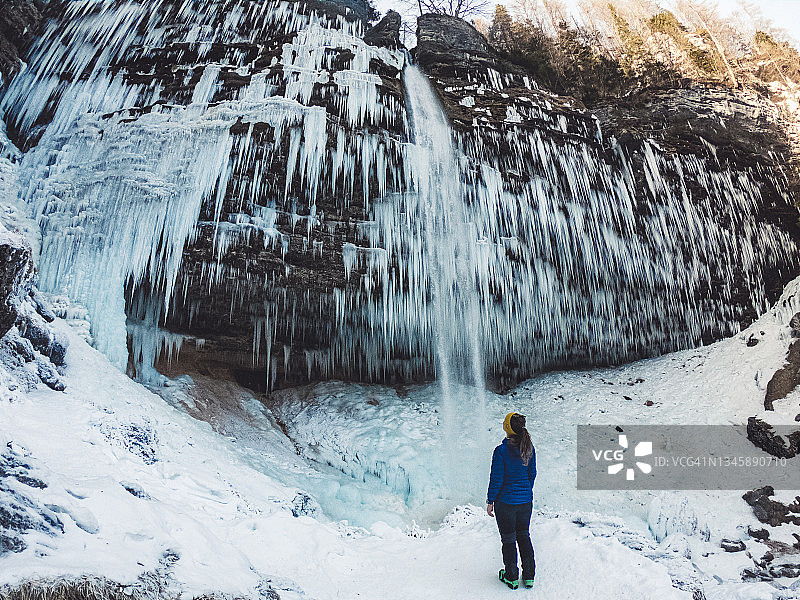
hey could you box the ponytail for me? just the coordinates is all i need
[509,413,533,466]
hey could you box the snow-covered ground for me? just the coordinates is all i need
[1,281,799,598]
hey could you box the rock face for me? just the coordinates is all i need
[415,14,516,79]
[363,10,401,49]
[0,0,43,82]
[0,228,32,338]
[2,6,800,390]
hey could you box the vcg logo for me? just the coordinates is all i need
[592,434,653,480]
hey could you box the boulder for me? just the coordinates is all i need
[742,486,800,527]
[765,340,800,410]
[720,539,746,552]
[747,417,800,459]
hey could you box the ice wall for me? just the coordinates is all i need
[2,0,799,384]
[1,0,407,375]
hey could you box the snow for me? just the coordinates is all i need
[1,277,799,597]
[0,1,799,596]
[0,320,694,599]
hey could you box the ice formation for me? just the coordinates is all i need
[2,0,799,385]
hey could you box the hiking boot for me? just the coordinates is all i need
[499,569,519,590]
[522,578,534,588]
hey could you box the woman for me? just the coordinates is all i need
[486,412,537,590]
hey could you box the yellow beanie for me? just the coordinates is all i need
[503,412,517,436]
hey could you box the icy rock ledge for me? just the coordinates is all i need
[0,221,68,395]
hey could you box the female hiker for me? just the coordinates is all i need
[486,412,537,590]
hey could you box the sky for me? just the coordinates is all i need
[753,0,800,42]
[375,0,800,45]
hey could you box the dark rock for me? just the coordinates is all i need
[791,311,800,334]
[0,450,62,556]
[742,486,800,527]
[764,340,800,410]
[18,311,50,356]
[0,451,46,489]
[363,10,400,49]
[0,233,32,340]
[720,539,745,552]
[748,527,770,540]
[773,563,800,578]
[0,533,25,554]
[644,400,654,407]
[11,336,34,362]
[796,414,800,422]
[416,13,521,81]
[747,416,800,459]
[121,482,149,499]
[17,308,68,365]
[119,423,158,465]
[48,331,69,366]
[0,0,43,81]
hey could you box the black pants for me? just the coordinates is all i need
[494,501,535,581]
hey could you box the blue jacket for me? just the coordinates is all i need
[487,438,536,505]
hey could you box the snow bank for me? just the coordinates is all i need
[0,319,710,599]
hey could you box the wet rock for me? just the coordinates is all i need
[764,340,800,410]
[747,417,800,459]
[720,539,746,552]
[363,10,401,49]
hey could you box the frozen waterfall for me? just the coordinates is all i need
[402,64,488,487]
[1,0,799,386]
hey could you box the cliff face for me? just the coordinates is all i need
[415,14,800,376]
[2,5,800,391]
[0,0,43,83]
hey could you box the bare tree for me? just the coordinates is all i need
[399,0,492,19]
[676,0,739,85]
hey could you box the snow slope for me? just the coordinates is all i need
[0,279,798,597]
[1,320,700,600]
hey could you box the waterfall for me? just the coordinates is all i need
[1,0,799,389]
[402,64,488,490]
